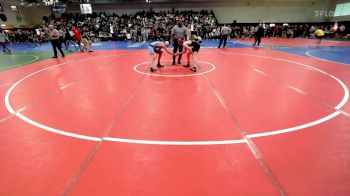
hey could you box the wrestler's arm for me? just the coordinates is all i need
[160,44,175,55]
[181,41,192,54]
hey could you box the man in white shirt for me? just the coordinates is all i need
[340,24,346,36]
[0,29,11,53]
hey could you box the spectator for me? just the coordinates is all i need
[0,29,11,53]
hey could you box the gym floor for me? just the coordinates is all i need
[0,38,350,195]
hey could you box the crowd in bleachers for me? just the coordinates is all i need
[52,10,347,42]
[54,9,218,42]
[1,8,349,48]
[229,23,348,39]
[2,9,219,49]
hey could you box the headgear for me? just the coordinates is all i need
[194,36,202,42]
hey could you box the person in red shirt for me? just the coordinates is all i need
[273,25,279,37]
[72,26,82,50]
[149,27,156,42]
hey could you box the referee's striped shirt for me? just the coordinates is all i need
[221,26,231,35]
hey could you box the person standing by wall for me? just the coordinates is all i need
[339,24,346,37]
[0,29,11,53]
[48,25,65,58]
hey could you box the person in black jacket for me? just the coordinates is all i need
[253,24,264,46]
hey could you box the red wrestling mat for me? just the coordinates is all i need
[0,49,350,195]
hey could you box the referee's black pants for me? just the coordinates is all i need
[51,39,65,58]
[218,34,229,48]
[253,36,262,46]
[173,38,183,64]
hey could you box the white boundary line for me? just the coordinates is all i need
[4,54,133,142]
[103,137,247,145]
[0,54,39,71]
[306,49,350,66]
[247,111,341,138]
[219,52,349,138]
[4,52,349,145]
[133,60,216,77]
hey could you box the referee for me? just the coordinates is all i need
[218,25,231,48]
[171,20,187,65]
[253,24,264,46]
[48,25,65,58]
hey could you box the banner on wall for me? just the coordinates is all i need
[334,2,350,17]
[80,4,92,14]
[52,4,67,13]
